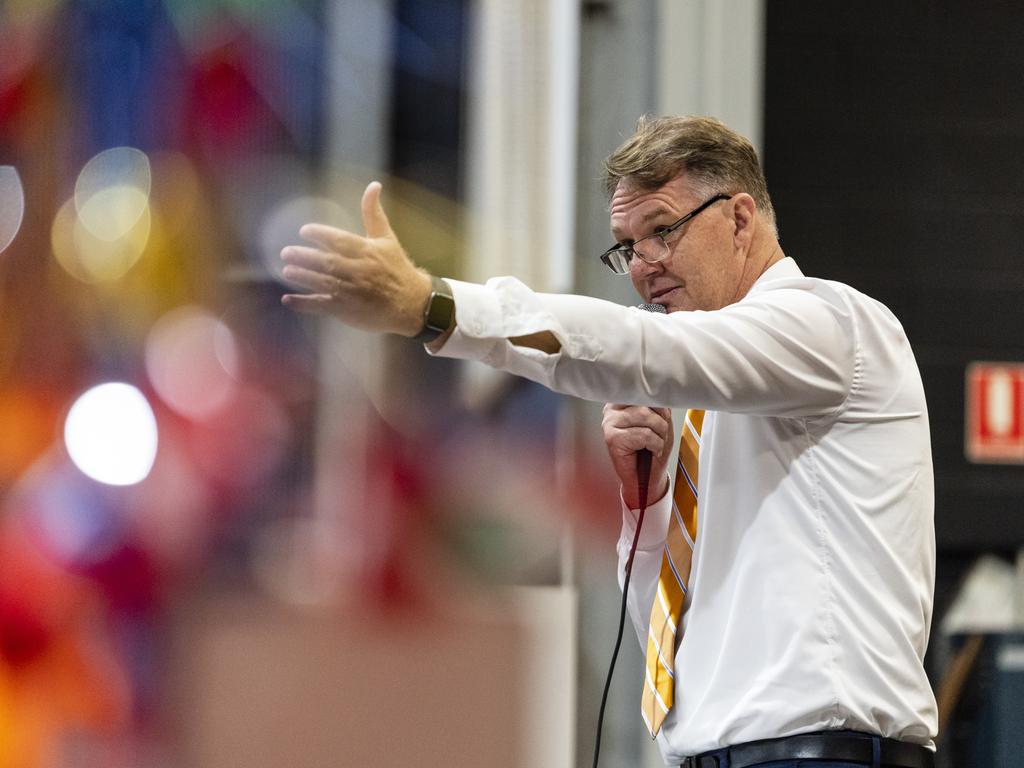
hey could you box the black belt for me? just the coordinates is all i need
[679,731,934,768]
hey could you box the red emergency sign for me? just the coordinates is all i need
[965,362,1024,463]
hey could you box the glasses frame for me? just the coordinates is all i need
[599,193,733,275]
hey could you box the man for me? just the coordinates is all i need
[281,116,938,767]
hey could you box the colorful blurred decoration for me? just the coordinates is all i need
[0,1,542,766]
[0,527,130,768]
[0,0,333,762]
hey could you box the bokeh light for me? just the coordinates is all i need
[74,147,152,240]
[51,194,152,283]
[0,166,25,253]
[63,383,159,487]
[50,147,154,283]
[145,305,241,421]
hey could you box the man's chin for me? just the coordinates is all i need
[651,287,688,312]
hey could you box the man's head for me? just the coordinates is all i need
[602,116,781,313]
[604,115,776,235]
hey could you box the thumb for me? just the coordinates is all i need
[361,180,395,239]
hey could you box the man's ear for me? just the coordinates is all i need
[732,193,757,252]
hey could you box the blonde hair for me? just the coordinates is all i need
[603,115,777,235]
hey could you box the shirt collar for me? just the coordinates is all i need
[749,256,802,292]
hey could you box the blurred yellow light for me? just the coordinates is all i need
[74,147,151,238]
[77,184,150,242]
[51,194,152,284]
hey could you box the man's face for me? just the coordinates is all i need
[609,173,744,313]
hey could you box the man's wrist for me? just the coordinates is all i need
[412,274,456,344]
[623,473,670,510]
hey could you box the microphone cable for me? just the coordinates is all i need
[592,447,652,768]
[592,302,666,767]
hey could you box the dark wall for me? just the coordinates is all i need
[764,1,1024,551]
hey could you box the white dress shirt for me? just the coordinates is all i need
[432,258,937,762]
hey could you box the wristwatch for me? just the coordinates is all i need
[413,275,456,344]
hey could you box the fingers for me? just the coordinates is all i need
[280,293,333,314]
[361,181,395,239]
[602,406,671,454]
[291,182,394,258]
[602,404,672,435]
[281,264,342,295]
[281,245,344,274]
[298,223,364,255]
[603,403,671,419]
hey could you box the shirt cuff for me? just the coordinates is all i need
[424,279,501,359]
[619,472,673,552]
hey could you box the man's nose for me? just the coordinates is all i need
[629,254,663,279]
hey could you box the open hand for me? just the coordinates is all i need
[280,181,432,336]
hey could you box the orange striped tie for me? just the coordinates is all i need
[642,408,704,736]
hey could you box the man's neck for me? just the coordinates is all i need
[734,232,786,303]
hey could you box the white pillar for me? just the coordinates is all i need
[465,0,580,291]
[312,0,395,591]
[657,0,766,155]
[463,4,582,766]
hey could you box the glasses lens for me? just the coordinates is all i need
[633,234,670,264]
[605,248,630,274]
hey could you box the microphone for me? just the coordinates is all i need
[638,302,667,314]
[634,302,666,508]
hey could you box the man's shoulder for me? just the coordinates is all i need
[751,263,904,329]
[745,266,853,316]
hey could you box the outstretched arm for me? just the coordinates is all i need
[280,181,560,354]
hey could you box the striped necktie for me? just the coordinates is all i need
[642,408,704,737]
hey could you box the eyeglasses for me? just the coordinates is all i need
[599,193,732,275]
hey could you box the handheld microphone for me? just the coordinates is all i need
[634,303,665,508]
[638,302,667,314]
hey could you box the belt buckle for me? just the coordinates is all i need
[681,757,718,768]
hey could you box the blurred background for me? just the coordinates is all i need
[0,0,1022,766]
